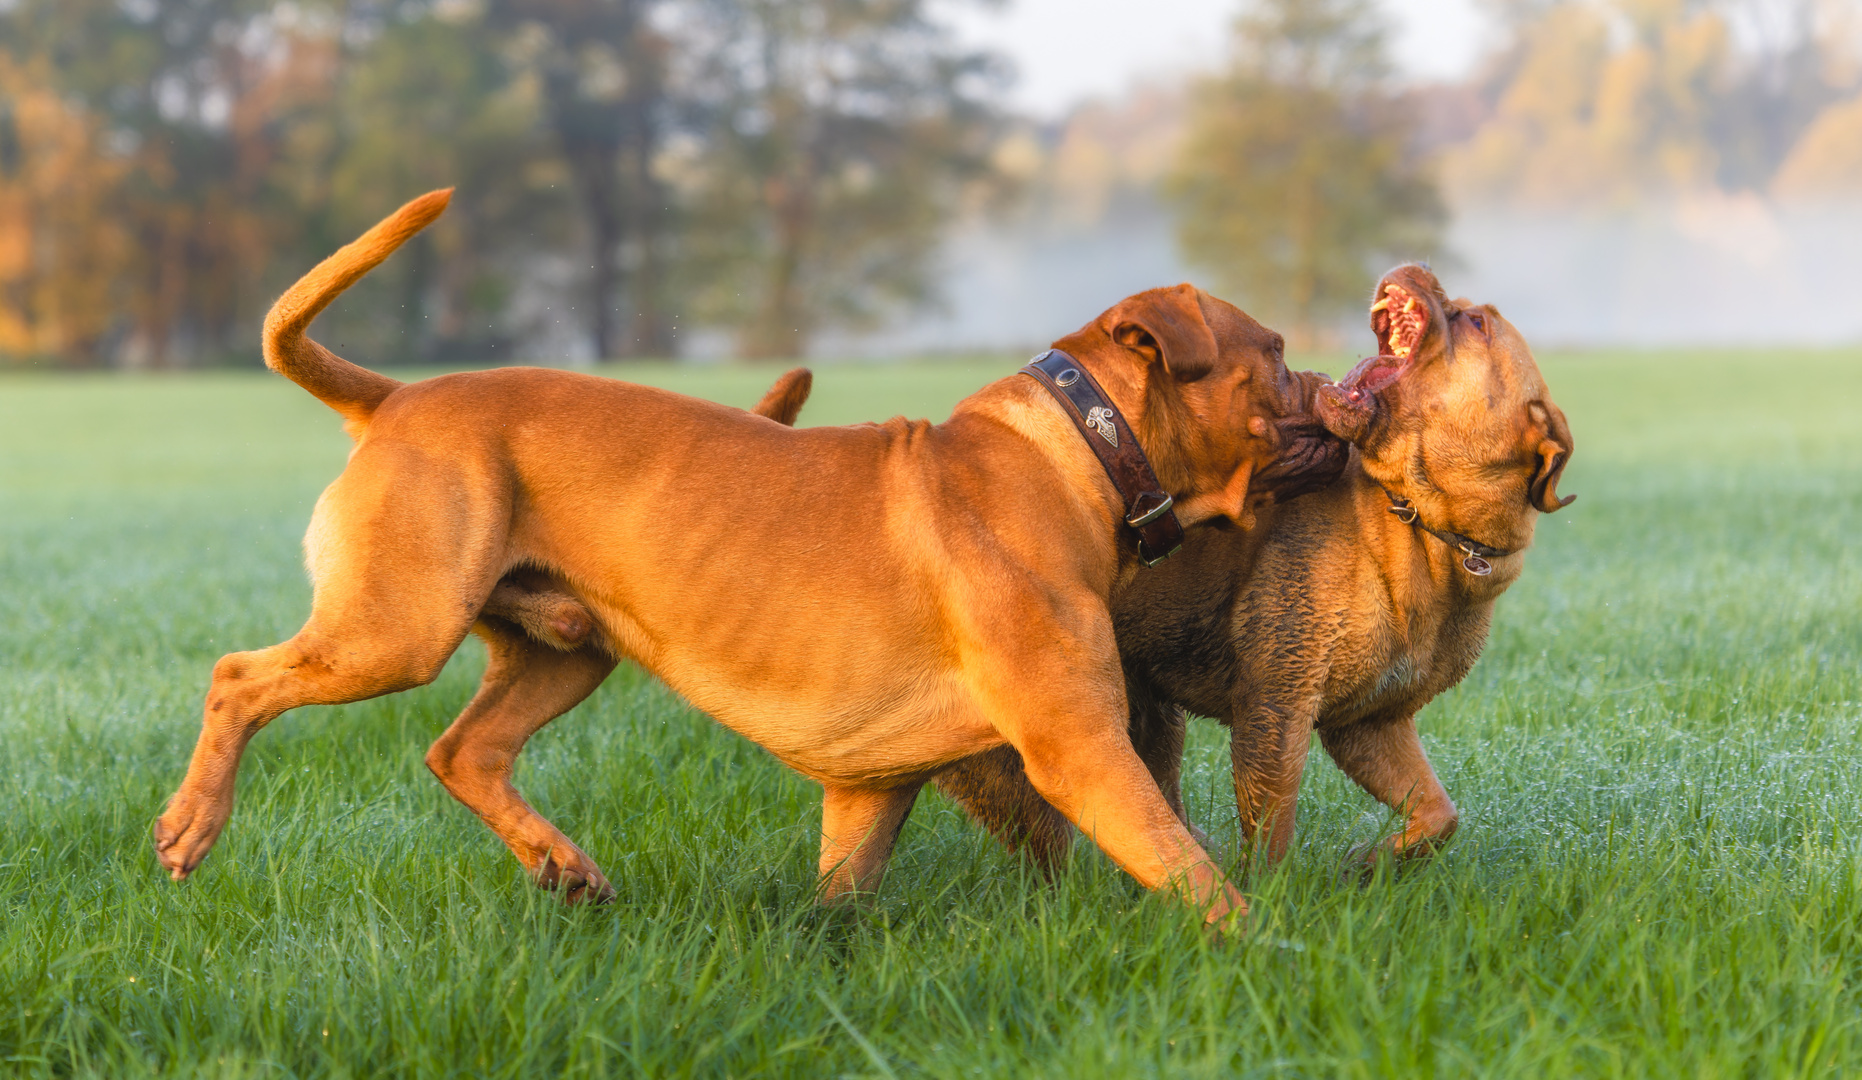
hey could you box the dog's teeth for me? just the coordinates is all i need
[1369,298,1390,312]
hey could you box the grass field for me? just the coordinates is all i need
[3,349,1860,1077]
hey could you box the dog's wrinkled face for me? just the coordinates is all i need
[1315,264,1574,552]
[1059,284,1347,527]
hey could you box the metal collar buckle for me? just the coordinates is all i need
[1022,349,1186,571]
[1127,491,1175,528]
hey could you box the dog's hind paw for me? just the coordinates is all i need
[535,848,616,905]
[152,800,226,881]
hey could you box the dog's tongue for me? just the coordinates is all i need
[1333,353,1408,404]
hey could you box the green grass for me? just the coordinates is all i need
[2,349,1860,1077]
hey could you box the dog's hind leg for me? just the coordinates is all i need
[426,622,616,903]
[817,784,922,904]
[152,590,481,882]
[154,446,505,881]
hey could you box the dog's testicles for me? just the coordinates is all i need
[476,369,816,656]
[484,578,598,652]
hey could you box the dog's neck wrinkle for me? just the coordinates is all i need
[1348,467,1522,611]
[1366,433,1536,555]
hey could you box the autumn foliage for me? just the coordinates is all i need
[0,0,1003,367]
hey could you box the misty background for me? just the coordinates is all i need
[3,0,1859,368]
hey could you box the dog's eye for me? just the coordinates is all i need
[1465,311,1486,335]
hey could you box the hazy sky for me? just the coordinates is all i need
[944,0,1495,118]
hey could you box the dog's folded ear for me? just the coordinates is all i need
[1525,400,1576,513]
[1103,284,1218,381]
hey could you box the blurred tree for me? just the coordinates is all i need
[0,0,291,366]
[0,0,1009,366]
[1772,92,1862,197]
[1166,0,1445,348]
[1710,0,1862,191]
[489,0,676,359]
[1452,0,1862,205]
[0,55,133,363]
[674,0,1007,358]
[306,3,569,364]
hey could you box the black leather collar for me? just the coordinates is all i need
[1021,349,1184,566]
[1382,488,1513,576]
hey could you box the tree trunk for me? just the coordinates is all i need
[510,0,646,364]
[740,172,812,359]
[576,146,623,362]
[618,21,672,358]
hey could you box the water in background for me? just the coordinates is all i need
[820,195,1862,357]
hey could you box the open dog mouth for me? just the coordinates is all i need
[1333,283,1427,405]
[1316,280,1433,439]
[1372,282,1428,361]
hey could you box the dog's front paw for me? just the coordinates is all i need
[1203,895,1251,941]
[535,847,616,905]
[1341,833,1449,885]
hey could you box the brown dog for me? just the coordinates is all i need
[932,264,1575,868]
[151,190,1346,925]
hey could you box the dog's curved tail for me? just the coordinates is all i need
[752,367,813,426]
[261,189,452,431]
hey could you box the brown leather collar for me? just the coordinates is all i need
[1382,487,1513,576]
[1022,349,1184,566]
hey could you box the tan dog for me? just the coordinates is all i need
[151,190,1347,925]
[931,264,1574,867]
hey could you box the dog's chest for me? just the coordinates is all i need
[1317,605,1489,728]
[1321,642,1427,727]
